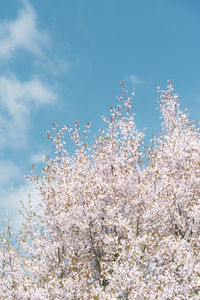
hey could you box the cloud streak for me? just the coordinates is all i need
[0,160,21,186]
[0,0,49,60]
[0,179,42,229]
[30,153,45,164]
[0,74,57,148]
[0,158,42,229]
[128,74,145,85]
[0,1,60,225]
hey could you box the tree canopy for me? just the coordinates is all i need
[0,81,200,299]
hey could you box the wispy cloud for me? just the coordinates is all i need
[128,74,145,85]
[0,159,23,220]
[0,1,61,224]
[0,74,57,148]
[30,153,45,164]
[0,160,21,186]
[0,179,42,229]
[0,158,42,228]
[0,0,49,60]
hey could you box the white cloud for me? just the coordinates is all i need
[0,160,22,186]
[42,57,71,76]
[0,74,57,148]
[30,153,45,164]
[6,182,41,211]
[128,74,145,85]
[0,180,42,230]
[0,159,24,227]
[0,158,43,229]
[0,0,49,60]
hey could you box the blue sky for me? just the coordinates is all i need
[0,0,200,222]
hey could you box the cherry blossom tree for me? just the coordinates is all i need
[0,81,200,299]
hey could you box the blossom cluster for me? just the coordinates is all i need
[0,81,200,299]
